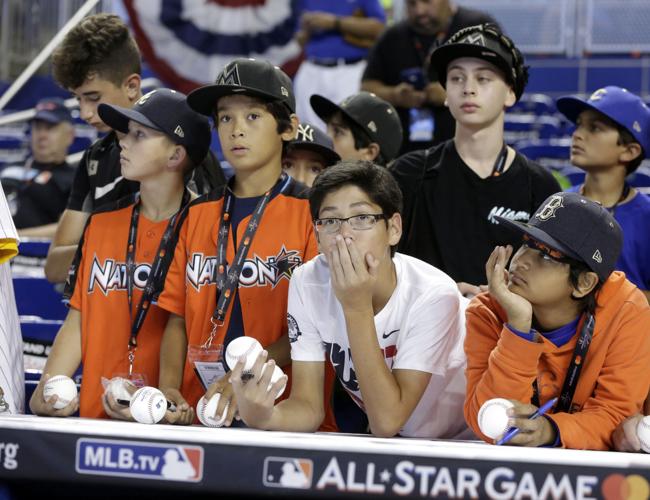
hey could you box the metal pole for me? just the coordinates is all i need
[0,0,100,111]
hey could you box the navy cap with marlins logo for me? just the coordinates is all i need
[429,23,529,101]
[187,58,296,116]
[97,88,211,166]
[556,86,650,157]
[496,192,623,282]
[310,91,403,161]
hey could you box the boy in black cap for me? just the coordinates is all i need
[1,98,74,237]
[30,89,211,420]
[465,192,650,449]
[310,91,403,166]
[391,24,559,298]
[156,59,337,430]
[556,86,650,302]
[282,122,340,187]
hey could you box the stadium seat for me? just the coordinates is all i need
[509,93,556,116]
[504,114,563,143]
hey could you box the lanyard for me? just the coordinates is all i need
[532,313,595,413]
[203,174,288,348]
[125,190,190,375]
[491,143,508,177]
[580,183,630,216]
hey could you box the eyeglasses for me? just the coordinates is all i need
[313,214,387,234]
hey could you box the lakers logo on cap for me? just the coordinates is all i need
[136,90,156,106]
[589,88,608,101]
[295,124,314,142]
[217,63,242,86]
[536,194,564,221]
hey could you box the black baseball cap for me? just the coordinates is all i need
[496,192,622,282]
[187,58,295,116]
[288,122,340,166]
[98,88,211,166]
[429,23,528,101]
[310,91,403,161]
[31,98,73,124]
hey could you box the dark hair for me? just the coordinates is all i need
[567,259,603,315]
[617,126,645,174]
[335,113,388,166]
[52,14,141,90]
[309,160,402,255]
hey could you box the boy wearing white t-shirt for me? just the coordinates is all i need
[230,160,467,438]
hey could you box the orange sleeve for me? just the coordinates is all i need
[550,304,650,450]
[156,216,188,317]
[464,294,544,442]
[304,218,318,262]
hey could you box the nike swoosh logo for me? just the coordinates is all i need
[382,329,399,339]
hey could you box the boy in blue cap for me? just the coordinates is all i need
[557,86,650,301]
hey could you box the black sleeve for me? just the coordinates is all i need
[362,27,393,82]
[389,149,428,250]
[66,149,91,212]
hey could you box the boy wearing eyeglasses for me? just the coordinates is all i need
[229,160,468,438]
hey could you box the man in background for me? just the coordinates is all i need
[1,98,75,238]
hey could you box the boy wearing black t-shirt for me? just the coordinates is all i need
[391,24,559,297]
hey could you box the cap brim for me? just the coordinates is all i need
[187,85,286,116]
[556,96,598,124]
[97,104,159,134]
[495,216,583,261]
[430,44,512,87]
[30,111,69,124]
[288,141,340,166]
[310,95,365,135]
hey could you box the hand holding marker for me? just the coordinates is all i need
[496,397,558,446]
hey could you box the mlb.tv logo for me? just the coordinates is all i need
[263,457,313,489]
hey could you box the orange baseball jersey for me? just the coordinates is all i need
[464,272,650,450]
[65,195,173,418]
[158,177,337,430]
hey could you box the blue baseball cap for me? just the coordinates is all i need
[31,98,73,124]
[556,86,650,157]
[98,88,211,166]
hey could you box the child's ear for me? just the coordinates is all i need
[281,115,300,142]
[364,143,381,162]
[168,145,188,171]
[619,141,642,165]
[124,74,142,102]
[504,86,516,109]
[387,213,402,247]
[571,271,599,299]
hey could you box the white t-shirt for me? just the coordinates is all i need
[289,252,467,438]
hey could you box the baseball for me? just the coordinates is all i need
[197,394,229,428]
[43,375,78,410]
[636,416,650,453]
[129,386,167,424]
[225,337,263,372]
[478,398,514,440]
[269,365,287,399]
[105,377,136,404]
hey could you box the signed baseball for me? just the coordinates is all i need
[197,394,229,428]
[225,337,263,372]
[43,375,78,409]
[105,377,137,404]
[129,386,167,424]
[478,398,514,440]
[269,365,287,399]
[637,415,650,453]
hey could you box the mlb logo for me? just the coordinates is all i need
[263,457,313,489]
